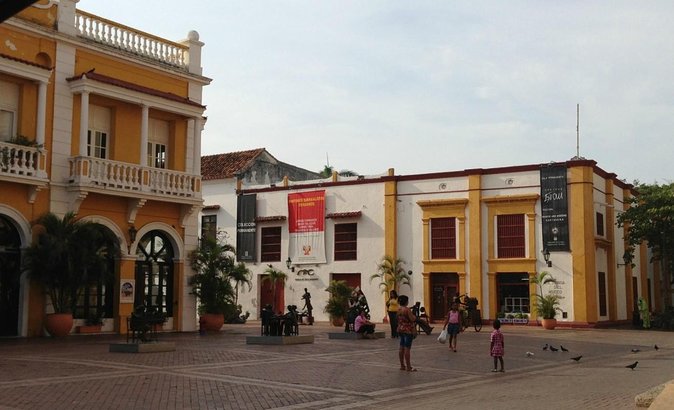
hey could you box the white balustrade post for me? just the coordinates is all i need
[57,0,80,36]
[140,105,149,166]
[79,91,89,156]
[181,30,203,75]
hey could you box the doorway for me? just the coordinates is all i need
[135,231,174,316]
[430,273,459,321]
[0,215,20,336]
[260,275,285,315]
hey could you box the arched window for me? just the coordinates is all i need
[0,215,21,336]
[135,230,174,315]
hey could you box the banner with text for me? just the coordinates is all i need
[540,165,570,251]
[236,194,257,262]
[288,190,326,264]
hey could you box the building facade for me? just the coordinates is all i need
[201,159,661,326]
[0,0,209,336]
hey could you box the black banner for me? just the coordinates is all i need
[540,165,569,252]
[236,194,257,261]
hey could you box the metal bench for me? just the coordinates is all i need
[127,305,167,343]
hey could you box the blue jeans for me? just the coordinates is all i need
[399,333,414,348]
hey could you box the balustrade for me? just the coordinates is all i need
[69,156,200,199]
[0,142,47,179]
[75,11,188,68]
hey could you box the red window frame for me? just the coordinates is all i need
[431,217,456,259]
[334,223,357,261]
[260,226,282,262]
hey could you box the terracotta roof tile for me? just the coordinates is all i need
[255,215,286,222]
[0,53,52,70]
[202,204,221,210]
[201,148,266,180]
[326,211,362,219]
[66,71,205,108]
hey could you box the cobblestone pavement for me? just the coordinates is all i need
[0,323,672,409]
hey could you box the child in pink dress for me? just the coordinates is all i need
[490,319,505,372]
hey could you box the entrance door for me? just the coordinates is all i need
[332,273,360,291]
[0,216,21,336]
[135,231,174,316]
[430,273,459,321]
[260,275,285,315]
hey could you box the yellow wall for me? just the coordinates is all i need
[15,1,58,28]
[0,27,56,66]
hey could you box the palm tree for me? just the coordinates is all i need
[319,164,334,178]
[24,212,119,314]
[188,236,237,315]
[530,271,560,320]
[261,265,288,313]
[230,262,252,306]
[369,255,411,294]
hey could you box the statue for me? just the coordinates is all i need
[301,288,314,324]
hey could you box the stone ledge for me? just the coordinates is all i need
[328,331,385,340]
[109,342,176,353]
[636,380,674,409]
[246,335,315,345]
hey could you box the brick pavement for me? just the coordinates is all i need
[0,323,672,409]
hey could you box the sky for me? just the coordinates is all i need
[79,1,674,184]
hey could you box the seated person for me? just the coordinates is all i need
[354,309,376,338]
[412,302,434,335]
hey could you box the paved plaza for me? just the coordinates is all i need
[0,323,672,409]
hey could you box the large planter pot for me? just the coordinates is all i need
[331,317,345,327]
[199,313,225,331]
[45,313,74,337]
[541,318,557,330]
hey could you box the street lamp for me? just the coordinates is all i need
[128,225,137,243]
[286,257,294,272]
[542,248,552,267]
[617,251,631,268]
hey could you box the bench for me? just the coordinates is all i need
[127,306,167,343]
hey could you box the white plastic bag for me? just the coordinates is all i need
[437,329,448,344]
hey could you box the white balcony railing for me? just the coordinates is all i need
[74,11,189,69]
[69,156,200,200]
[0,141,47,179]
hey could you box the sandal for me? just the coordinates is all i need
[407,367,418,372]
[400,366,406,371]
[491,369,498,372]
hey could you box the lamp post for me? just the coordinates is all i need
[542,248,552,267]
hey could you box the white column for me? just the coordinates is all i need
[78,91,89,156]
[140,105,149,166]
[36,81,48,146]
[193,117,202,175]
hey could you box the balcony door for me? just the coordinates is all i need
[0,215,21,336]
[87,105,111,159]
[147,118,169,169]
[135,230,174,316]
[0,80,19,142]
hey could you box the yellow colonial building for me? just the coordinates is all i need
[0,0,209,336]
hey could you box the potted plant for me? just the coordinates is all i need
[260,264,288,314]
[24,212,118,337]
[189,234,244,331]
[531,271,561,330]
[324,280,353,326]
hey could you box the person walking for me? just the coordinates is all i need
[396,295,417,372]
[386,290,399,338]
[490,319,505,372]
[443,303,461,352]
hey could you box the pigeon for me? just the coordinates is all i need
[625,361,638,370]
[526,351,535,357]
[570,355,582,362]
[560,345,568,352]
[549,346,559,352]
[631,348,640,353]
[654,344,659,351]
[543,343,548,351]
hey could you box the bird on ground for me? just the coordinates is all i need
[625,361,638,370]
[526,351,535,357]
[543,344,548,351]
[570,355,582,362]
[631,348,640,353]
[654,344,659,350]
[560,345,568,352]
[549,346,559,352]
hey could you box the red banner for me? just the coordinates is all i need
[288,190,326,264]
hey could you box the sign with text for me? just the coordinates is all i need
[288,190,326,264]
[236,194,257,261]
[540,165,570,251]
[120,279,135,304]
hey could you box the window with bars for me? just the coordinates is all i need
[598,271,607,316]
[497,214,525,258]
[334,223,357,261]
[596,212,604,236]
[261,226,282,262]
[201,215,217,241]
[431,217,456,259]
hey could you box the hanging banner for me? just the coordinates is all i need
[540,165,570,251]
[236,194,257,261]
[288,190,326,264]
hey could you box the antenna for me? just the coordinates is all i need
[570,104,585,160]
